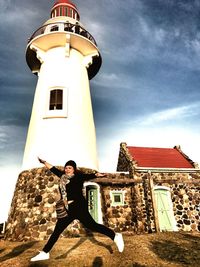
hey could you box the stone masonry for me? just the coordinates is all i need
[133,172,200,233]
[5,167,85,241]
[5,168,200,241]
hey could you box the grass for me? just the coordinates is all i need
[0,232,200,267]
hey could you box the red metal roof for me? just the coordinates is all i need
[127,146,194,168]
[52,0,77,9]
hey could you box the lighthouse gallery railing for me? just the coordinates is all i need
[28,22,97,46]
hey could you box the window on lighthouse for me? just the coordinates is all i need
[49,89,63,110]
[64,7,68,16]
[69,8,73,17]
[59,7,63,16]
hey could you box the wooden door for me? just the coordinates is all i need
[87,186,98,222]
[154,188,177,231]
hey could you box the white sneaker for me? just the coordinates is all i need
[30,251,49,262]
[114,233,124,252]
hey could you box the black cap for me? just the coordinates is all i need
[64,160,77,170]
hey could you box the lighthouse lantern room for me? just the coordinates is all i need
[23,0,102,170]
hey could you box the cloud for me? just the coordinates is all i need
[95,102,200,156]
[0,0,11,10]
[80,0,200,86]
[97,123,200,172]
[92,72,123,89]
[0,126,26,167]
[0,132,7,149]
[137,103,200,126]
[125,126,200,162]
[0,2,35,25]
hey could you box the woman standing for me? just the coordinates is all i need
[31,159,124,261]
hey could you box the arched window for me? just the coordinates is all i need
[49,89,63,110]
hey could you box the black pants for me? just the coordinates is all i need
[43,203,115,253]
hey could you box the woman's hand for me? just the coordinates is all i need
[38,157,46,164]
[38,157,53,169]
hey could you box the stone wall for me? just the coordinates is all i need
[5,167,84,241]
[134,172,200,233]
[133,178,156,233]
[100,185,135,233]
[156,180,200,232]
[5,168,200,241]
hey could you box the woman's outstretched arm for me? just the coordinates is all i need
[38,157,53,169]
[38,157,63,178]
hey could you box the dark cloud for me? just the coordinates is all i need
[140,0,200,28]
[0,0,200,173]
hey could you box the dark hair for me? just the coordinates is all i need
[64,160,77,170]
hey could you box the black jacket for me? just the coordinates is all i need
[50,166,96,205]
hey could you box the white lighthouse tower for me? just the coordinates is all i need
[23,0,101,170]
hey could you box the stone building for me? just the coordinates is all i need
[5,167,135,241]
[117,142,200,233]
[5,142,200,241]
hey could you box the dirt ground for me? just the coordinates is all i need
[0,232,200,267]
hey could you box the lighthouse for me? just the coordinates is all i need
[23,0,101,170]
[5,0,103,242]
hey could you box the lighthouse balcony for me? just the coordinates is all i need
[26,22,101,79]
[28,22,97,46]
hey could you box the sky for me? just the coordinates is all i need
[1,0,200,222]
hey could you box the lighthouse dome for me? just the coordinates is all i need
[51,0,80,20]
[53,0,77,9]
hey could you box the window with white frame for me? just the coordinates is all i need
[49,89,63,110]
[44,87,68,119]
[110,190,125,206]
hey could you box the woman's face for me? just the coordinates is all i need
[64,165,75,176]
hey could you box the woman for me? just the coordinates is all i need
[31,159,124,261]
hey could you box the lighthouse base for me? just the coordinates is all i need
[5,167,96,241]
